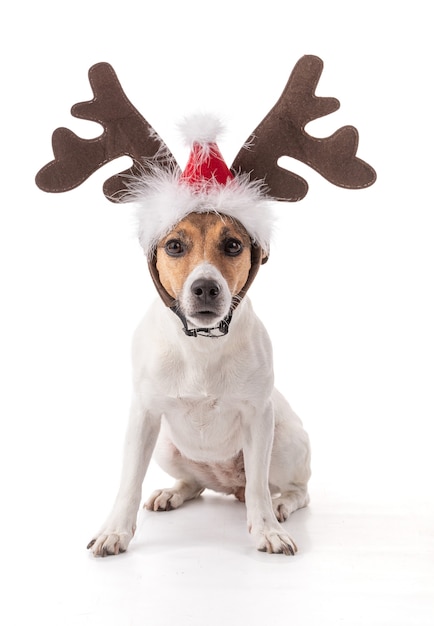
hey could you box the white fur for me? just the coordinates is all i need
[180,262,232,326]
[128,167,276,257]
[88,262,311,557]
[178,113,225,146]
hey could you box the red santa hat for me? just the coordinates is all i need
[179,115,233,186]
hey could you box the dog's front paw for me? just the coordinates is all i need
[252,526,298,556]
[87,528,134,557]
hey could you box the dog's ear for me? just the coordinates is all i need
[231,55,376,202]
[147,252,177,308]
[234,243,266,301]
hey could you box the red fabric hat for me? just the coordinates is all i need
[180,141,234,187]
[178,114,234,189]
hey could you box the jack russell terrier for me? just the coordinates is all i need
[35,58,376,558]
[86,209,311,556]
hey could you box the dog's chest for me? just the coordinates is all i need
[156,354,247,460]
[161,394,244,461]
[156,344,245,398]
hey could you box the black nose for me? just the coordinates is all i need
[190,278,221,304]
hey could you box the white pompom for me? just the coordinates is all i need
[178,113,225,145]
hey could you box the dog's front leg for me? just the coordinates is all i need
[87,398,161,557]
[242,401,297,555]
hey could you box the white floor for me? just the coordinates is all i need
[6,461,433,626]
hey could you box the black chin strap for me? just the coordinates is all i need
[170,305,233,338]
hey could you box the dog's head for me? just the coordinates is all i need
[148,211,266,336]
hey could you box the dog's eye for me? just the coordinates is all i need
[165,239,185,256]
[223,238,243,256]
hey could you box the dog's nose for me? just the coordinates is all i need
[190,278,221,304]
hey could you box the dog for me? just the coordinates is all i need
[87,210,311,557]
[36,60,375,559]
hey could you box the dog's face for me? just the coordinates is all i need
[156,212,252,328]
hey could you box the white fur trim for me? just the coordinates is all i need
[125,164,275,257]
[178,113,225,146]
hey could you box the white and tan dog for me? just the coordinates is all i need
[36,61,375,559]
[87,210,311,557]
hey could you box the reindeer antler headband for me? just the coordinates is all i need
[36,55,375,201]
[36,55,376,332]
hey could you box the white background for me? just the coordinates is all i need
[1,1,433,624]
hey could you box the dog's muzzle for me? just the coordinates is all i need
[148,242,266,338]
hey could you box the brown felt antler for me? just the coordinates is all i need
[231,55,376,201]
[35,62,179,201]
[36,56,375,202]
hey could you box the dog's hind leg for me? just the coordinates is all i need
[144,479,204,511]
[269,389,311,523]
[271,487,310,522]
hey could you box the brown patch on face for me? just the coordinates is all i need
[156,213,252,299]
